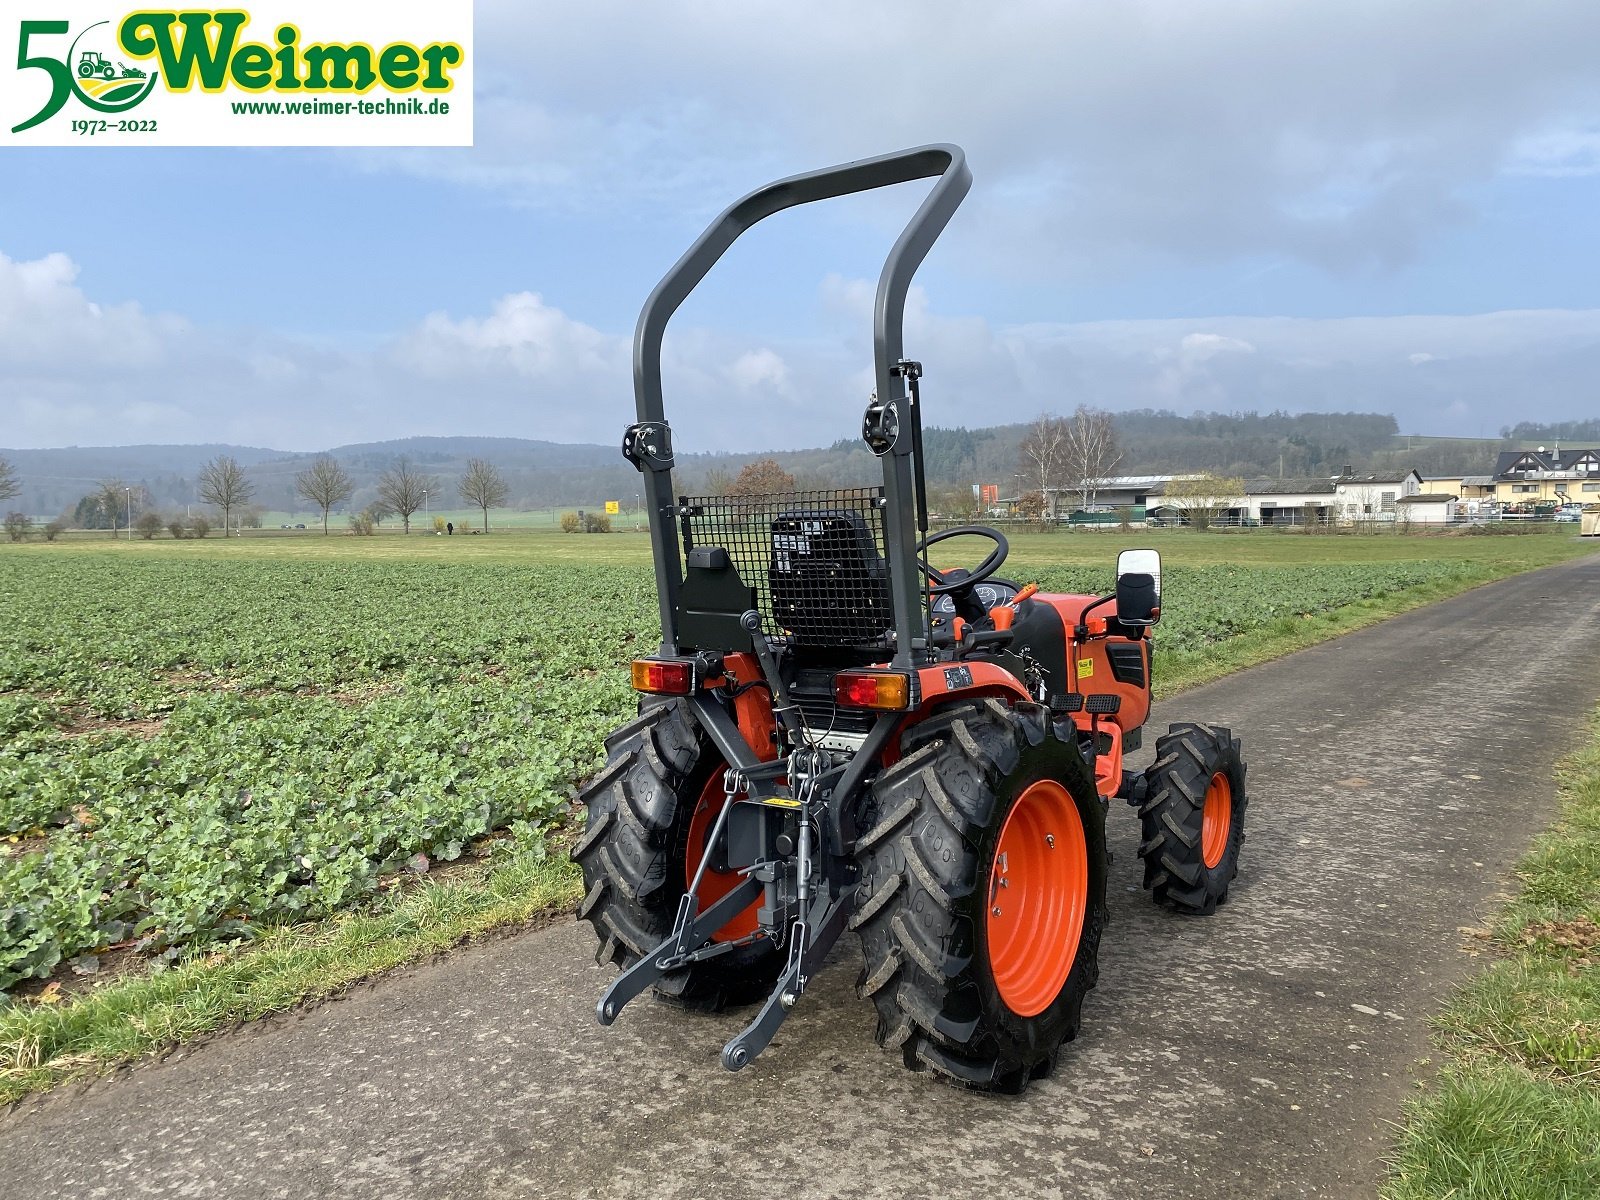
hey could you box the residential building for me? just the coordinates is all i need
[1492,446,1600,505]
[1332,470,1423,521]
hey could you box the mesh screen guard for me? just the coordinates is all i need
[677,488,902,650]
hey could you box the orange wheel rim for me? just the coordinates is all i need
[684,768,760,941]
[1201,771,1232,870]
[986,780,1088,1018]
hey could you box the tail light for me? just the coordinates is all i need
[631,658,695,695]
[834,670,911,711]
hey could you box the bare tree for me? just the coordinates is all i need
[703,466,735,497]
[1061,406,1123,513]
[0,457,19,506]
[376,458,432,533]
[197,455,255,536]
[457,458,509,533]
[1161,473,1246,530]
[295,455,354,535]
[1017,414,1068,517]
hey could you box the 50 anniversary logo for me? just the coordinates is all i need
[3,4,473,146]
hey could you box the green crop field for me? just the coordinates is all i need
[0,527,1592,1098]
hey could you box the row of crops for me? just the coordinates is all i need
[0,554,1482,989]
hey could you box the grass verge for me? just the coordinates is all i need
[1,846,580,1106]
[3,542,1595,1107]
[1384,710,1600,1199]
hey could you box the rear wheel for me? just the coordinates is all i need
[852,699,1107,1092]
[1135,722,1247,914]
[572,697,780,1009]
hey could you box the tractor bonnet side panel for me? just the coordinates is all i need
[1025,594,1152,733]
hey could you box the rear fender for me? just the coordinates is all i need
[877,661,1034,767]
[704,652,778,762]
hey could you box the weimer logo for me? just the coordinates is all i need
[3,3,473,147]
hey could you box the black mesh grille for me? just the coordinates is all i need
[678,488,893,649]
[791,694,876,738]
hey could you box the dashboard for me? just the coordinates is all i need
[930,580,1019,615]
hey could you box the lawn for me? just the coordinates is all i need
[0,525,1593,1102]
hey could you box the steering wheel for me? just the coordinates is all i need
[917,526,1010,596]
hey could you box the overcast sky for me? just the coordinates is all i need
[5,0,1600,451]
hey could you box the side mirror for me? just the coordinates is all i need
[1115,548,1161,626]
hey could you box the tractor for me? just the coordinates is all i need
[574,144,1248,1091]
[77,51,117,81]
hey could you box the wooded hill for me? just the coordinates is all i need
[1,412,1556,517]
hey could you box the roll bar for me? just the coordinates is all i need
[634,143,971,424]
[628,144,971,667]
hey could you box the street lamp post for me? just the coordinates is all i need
[423,489,429,531]
[124,487,131,541]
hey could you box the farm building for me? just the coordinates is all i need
[1147,469,1428,526]
[1420,474,1494,503]
[1395,493,1458,524]
[1244,477,1337,526]
[1035,474,1202,516]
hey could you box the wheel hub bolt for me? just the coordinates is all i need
[1046,834,1055,848]
[991,906,1002,917]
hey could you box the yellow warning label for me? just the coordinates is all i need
[1077,658,1095,678]
[757,796,802,809]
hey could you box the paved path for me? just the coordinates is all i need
[6,554,1600,1200]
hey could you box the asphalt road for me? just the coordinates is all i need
[6,553,1600,1200]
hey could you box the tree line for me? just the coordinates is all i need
[0,452,512,540]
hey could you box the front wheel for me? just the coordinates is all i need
[852,699,1107,1092]
[1135,722,1247,914]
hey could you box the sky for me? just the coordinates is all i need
[3,0,1600,453]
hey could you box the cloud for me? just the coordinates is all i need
[727,348,790,394]
[1507,126,1600,177]
[355,0,1600,281]
[1179,333,1256,358]
[5,251,1600,452]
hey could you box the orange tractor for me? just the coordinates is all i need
[575,145,1247,1090]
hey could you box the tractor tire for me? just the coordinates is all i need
[852,699,1107,1093]
[1135,722,1246,914]
[572,696,780,1010]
